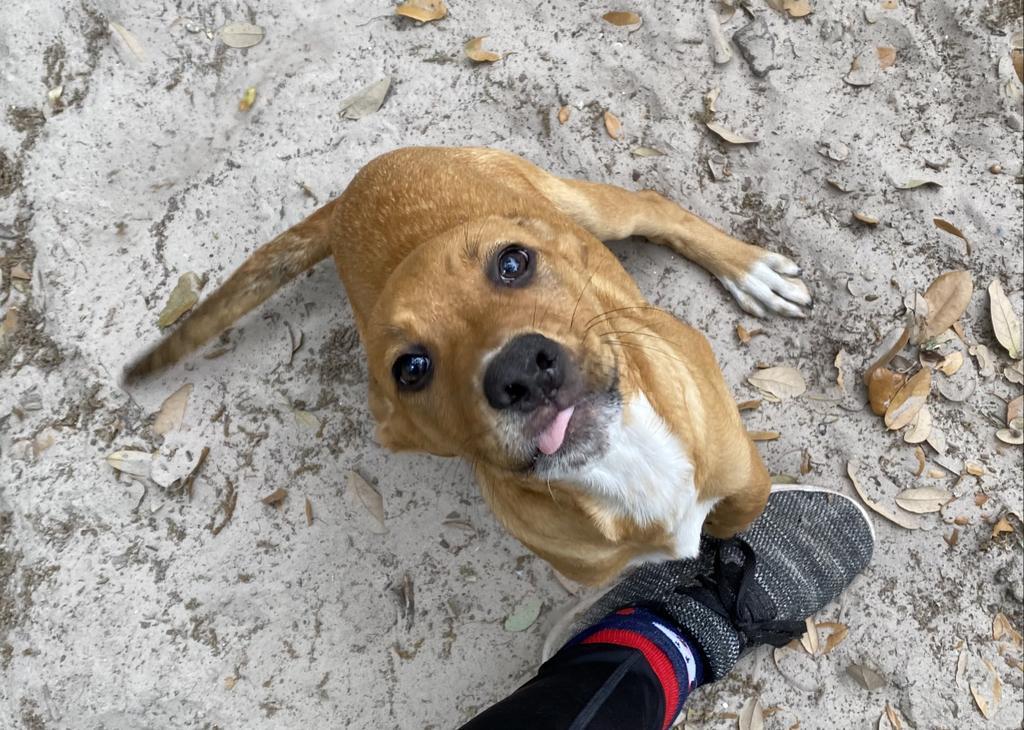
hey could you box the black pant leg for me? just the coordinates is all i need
[458,644,665,730]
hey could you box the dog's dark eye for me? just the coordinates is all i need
[493,245,533,287]
[392,352,432,391]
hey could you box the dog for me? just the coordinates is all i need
[126,147,810,585]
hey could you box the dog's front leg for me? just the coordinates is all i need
[534,176,811,318]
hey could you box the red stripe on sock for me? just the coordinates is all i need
[581,628,680,730]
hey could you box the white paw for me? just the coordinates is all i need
[717,253,811,318]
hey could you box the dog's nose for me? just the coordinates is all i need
[484,333,565,412]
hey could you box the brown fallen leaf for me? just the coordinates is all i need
[933,218,970,253]
[915,270,973,344]
[781,0,812,18]
[738,696,765,730]
[936,351,964,375]
[305,496,314,526]
[996,427,1024,445]
[956,648,968,689]
[706,121,759,144]
[602,10,641,25]
[749,431,780,442]
[852,211,879,226]
[903,405,932,444]
[800,616,820,655]
[1008,396,1024,427]
[261,487,287,506]
[970,344,997,377]
[557,105,571,124]
[992,516,1014,538]
[867,367,906,416]
[944,527,959,546]
[970,682,993,720]
[110,21,147,60]
[894,486,952,514]
[800,449,812,475]
[876,45,897,68]
[464,36,501,62]
[965,462,985,476]
[912,446,926,476]
[881,702,903,730]
[340,78,391,120]
[211,479,237,535]
[238,86,257,112]
[993,613,1023,646]
[847,663,886,691]
[219,22,264,48]
[884,368,931,429]
[748,366,806,400]
[989,279,1022,359]
[179,446,209,498]
[819,621,849,654]
[737,399,762,411]
[604,111,621,139]
[157,272,202,328]
[346,469,387,533]
[153,383,193,435]
[847,461,922,529]
[975,493,990,507]
[395,0,447,22]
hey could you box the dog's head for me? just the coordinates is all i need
[363,216,630,475]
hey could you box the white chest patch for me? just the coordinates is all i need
[548,394,718,560]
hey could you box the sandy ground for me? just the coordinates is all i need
[2,1,1023,728]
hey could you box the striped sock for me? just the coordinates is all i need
[563,606,705,729]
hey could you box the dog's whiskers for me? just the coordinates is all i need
[600,337,691,366]
[582,305,676,335]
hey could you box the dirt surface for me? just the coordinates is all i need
[1,2,1022,728]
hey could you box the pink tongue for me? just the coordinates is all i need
[538,406,575,455]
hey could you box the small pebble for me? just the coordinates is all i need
[989,163,1003,174]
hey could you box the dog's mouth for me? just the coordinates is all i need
[518,371,621,474]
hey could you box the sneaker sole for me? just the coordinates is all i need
[541,484,875,663]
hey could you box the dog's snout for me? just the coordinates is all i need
[484,333,565,412]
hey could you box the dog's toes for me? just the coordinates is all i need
[718,256,811,319]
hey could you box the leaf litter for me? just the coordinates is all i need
[158,272,202,328]
[154,384,193,435]
[395,0,447,23]
[340,78,392,120]
[346,469,386,533]
[464,37,501,63]
[747,366,806,400]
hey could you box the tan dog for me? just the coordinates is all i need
[126,147,810,585]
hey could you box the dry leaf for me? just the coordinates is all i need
[988,279,1022,359]
[965,462,985,476]
[912,446,926,477]
[340,78,391,120]
[884,368,932,430]
[781,0,812,18]
[238,86,257,112]
[800,617,820,655]
[292,410,320,432]
[916,270,973,343]
[305,496,314,526]
[847,663,886,691]
[944,528,960,546]
[749,431,781,442]
[892,177,943,190]
[631,146,665,158]
[706,122,759,144]
[937,351,964,375]
[880,702,903,730]
[602,11,641,25]
[894,487,952,514]
[738,697,765,730]
[503,597,543,632]
[1008,396,1023,426]
[868,368,906,416]
[737,399,762,411]
[992,516,1014,537]
[903,405,932,444]
[970,344,996,377]
[346,469,386,533]
[933,218,969,253]
[464,36,501,62]
[105,449,155,478]
[157,272,202,328]
[219,22,265,48]
[876,45,897,68]
[956,649,968,689]
[395,0,447,22]
[604,111,622,139]
[261,487,287,506]
[847,461,922,529]
[970,682,993,719]
[153,383,192,435]
[996,428,1024,445]
[853,211,879,225]
[800,449,812,475]
[557,106,570,124]
[1005,363,1024,384]
[819,622,849,654]
[993,613,1023,646]
[975,493,990,507]
[748,366,806,400]
[110,21,146,61]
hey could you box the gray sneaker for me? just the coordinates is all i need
[543,485,875,680]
